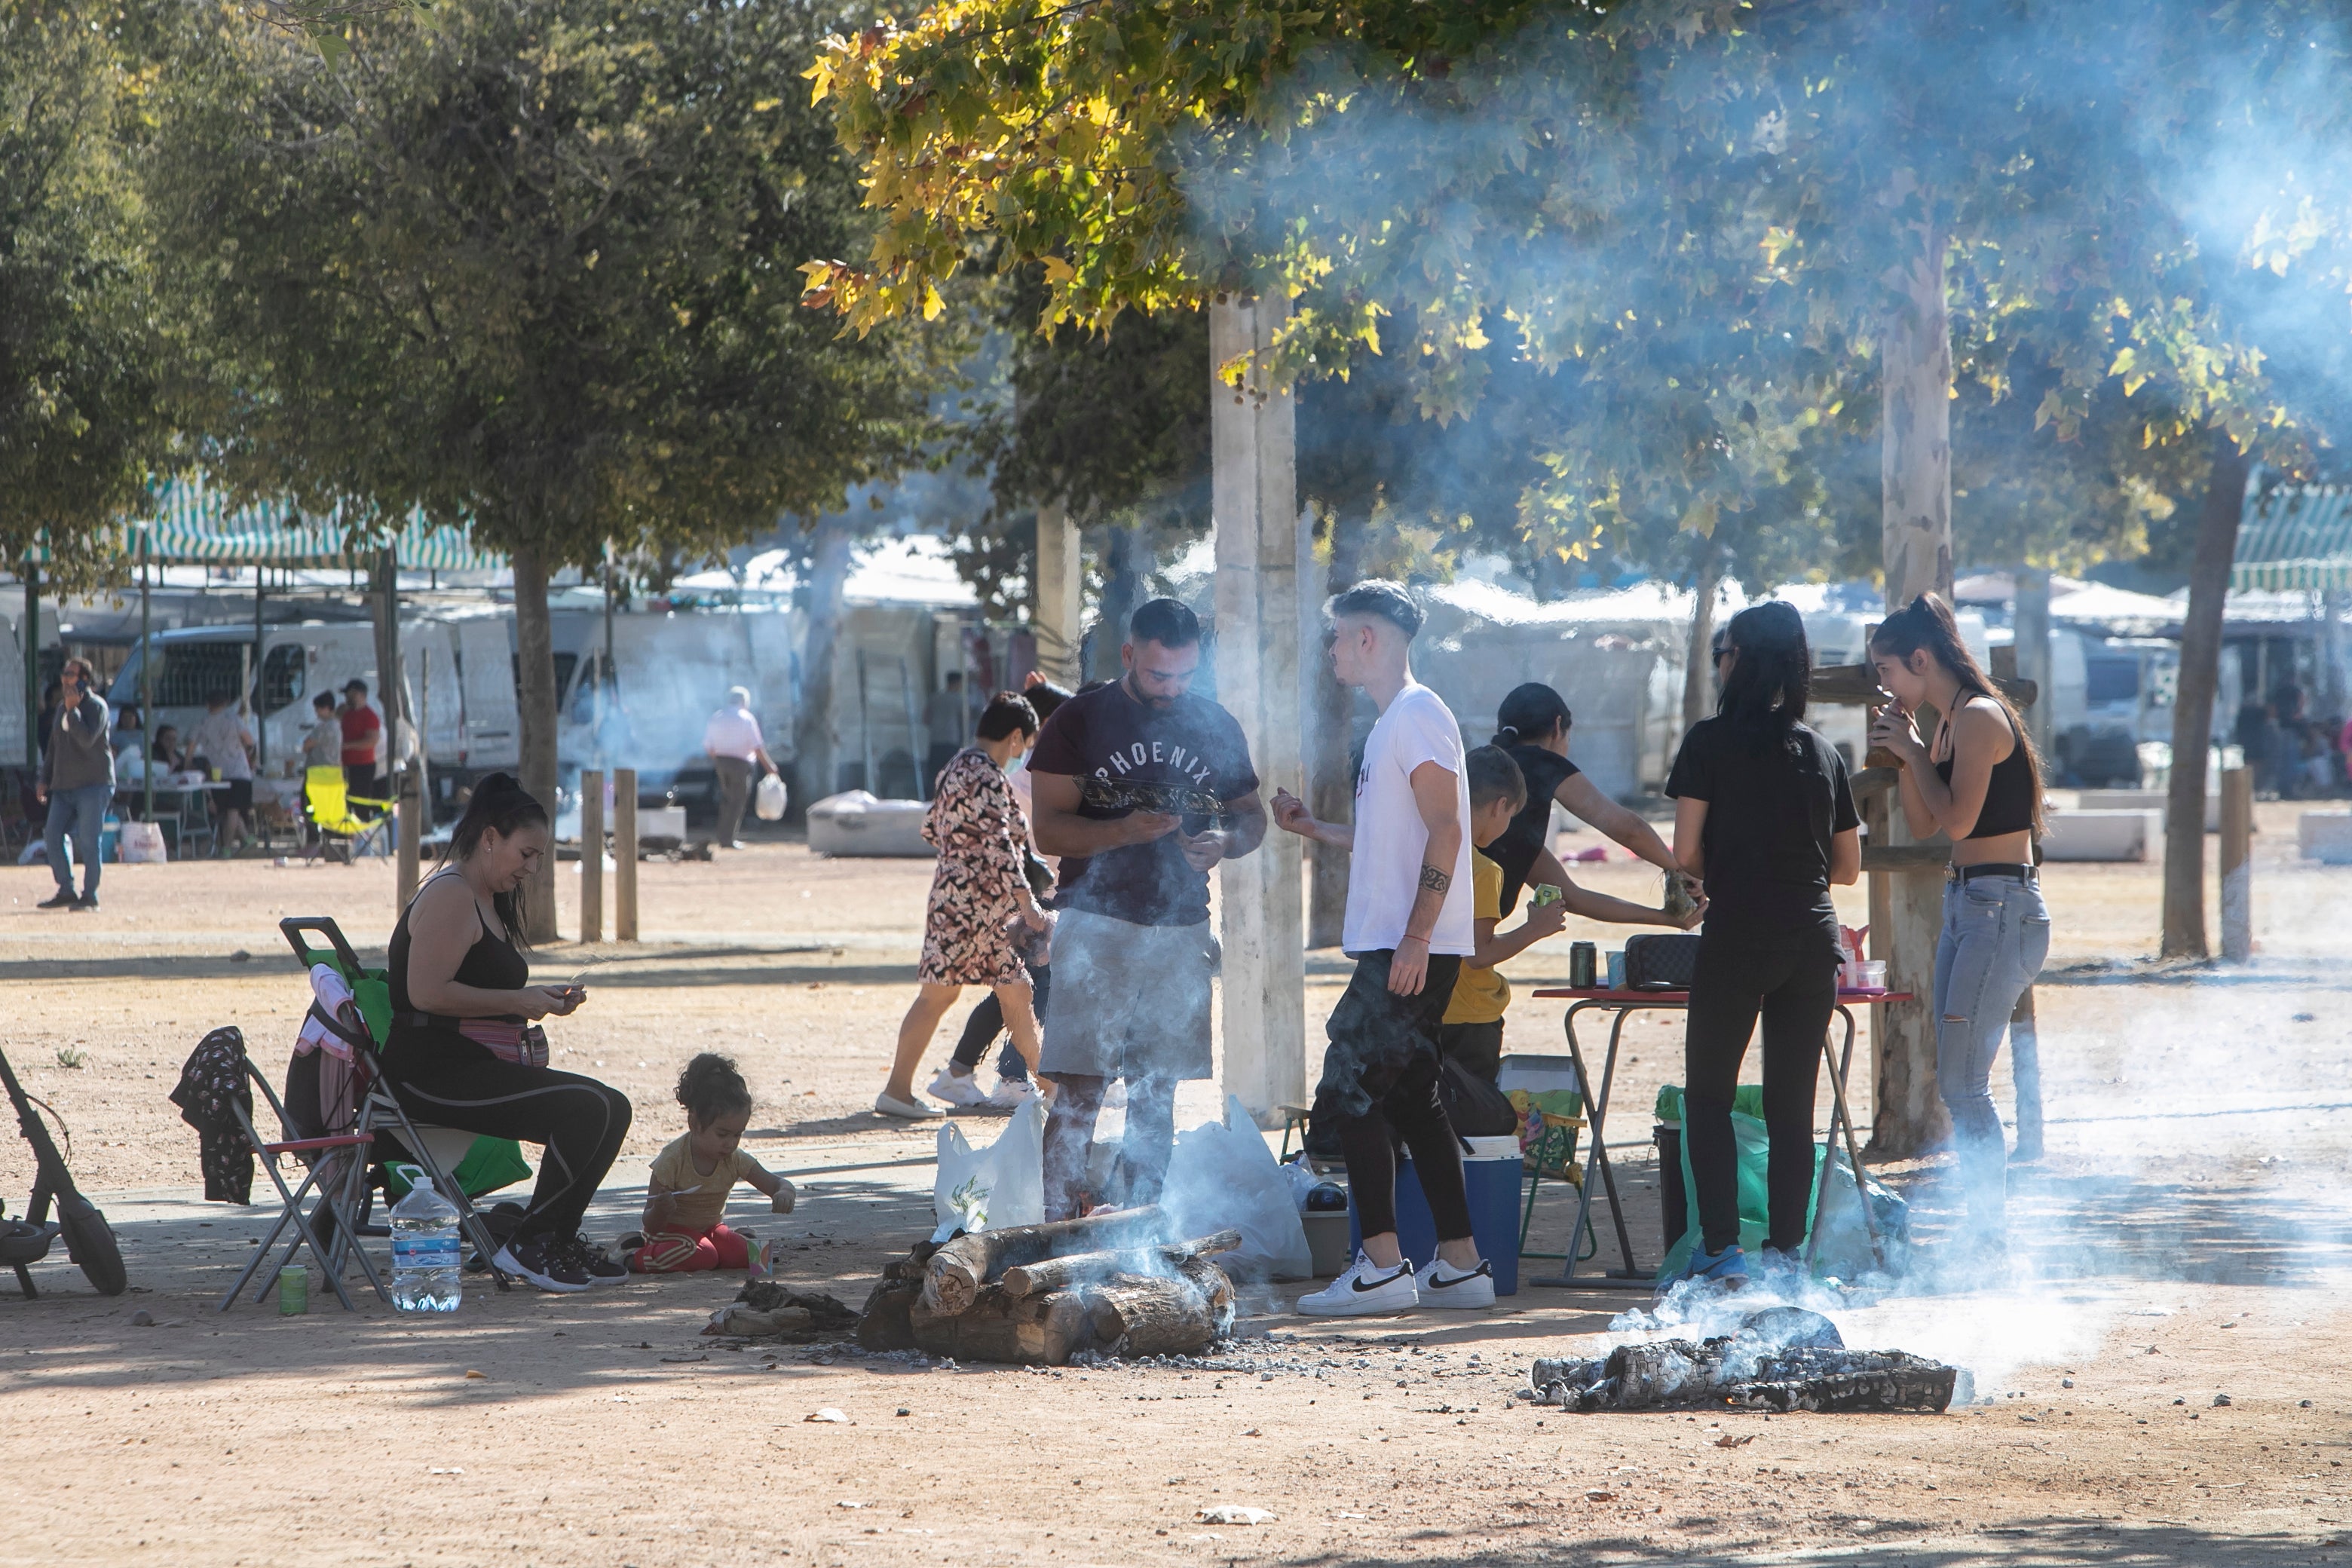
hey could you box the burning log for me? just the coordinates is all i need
[1000,1230,1242,1298]
[908,1285,1092,1364]
[1084,1257,1235,1358]
[922,1206,1168,1316]
[1529,1309,1957,1415]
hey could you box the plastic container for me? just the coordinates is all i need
[1348,1135,1525,1295]
[277,1264,307,1315]
[1841,959,1888,991]
[1605,950,1626,990]
[389,1171,463,1313]
[1301,1210,1352,1278]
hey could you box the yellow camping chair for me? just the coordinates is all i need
[305,766,395,862]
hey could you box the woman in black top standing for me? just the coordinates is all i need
[1666,602,1861,1285]
[1869,594,2050,1247]
[381,774,632,1292]
[1487,683,1689,915]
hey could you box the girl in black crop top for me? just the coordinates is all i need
[1867,594,2052,1250]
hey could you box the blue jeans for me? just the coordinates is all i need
[1934,874,2051,1235]
[44,782,111,897]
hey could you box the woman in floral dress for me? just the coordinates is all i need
[876,692,1049,1119]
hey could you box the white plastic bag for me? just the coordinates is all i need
[118,820,167,864]
[754,772,788,822]
[1159,1095,1314,1280]
[930,1098,1044,1243]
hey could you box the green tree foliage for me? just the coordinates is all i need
[155,0,939,930]
[0,1,167,586]
[811,0,2352,591]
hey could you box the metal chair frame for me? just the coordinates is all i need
[219,1051,387,1312]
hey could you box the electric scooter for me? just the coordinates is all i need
[0,1044,125,1297]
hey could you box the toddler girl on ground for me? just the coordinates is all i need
[629,1054,796,1273]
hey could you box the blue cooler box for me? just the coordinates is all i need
[1347,1135,1522,1295]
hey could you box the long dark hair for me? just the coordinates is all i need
[1493,683,1571,749]
[443,772,549,942]
[1717,601,1811,753]
[1870,593,2047,836]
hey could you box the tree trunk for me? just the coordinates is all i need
[510,544,560,945]
[1089,523,1141,681]
[1308,516,1361,948]
[1680,539,1726,730]
[2161,438,2249,958]
[1032,500,1083,688]
[1870,198,1955,1159]
[793,519,854,807]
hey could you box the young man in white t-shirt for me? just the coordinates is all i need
[1271,580,1493,1315]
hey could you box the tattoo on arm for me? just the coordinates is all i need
[1419,863,1452,895]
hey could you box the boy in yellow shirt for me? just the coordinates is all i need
[1441,746,1693,1081]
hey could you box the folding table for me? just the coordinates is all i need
[1523,985,1914,1289]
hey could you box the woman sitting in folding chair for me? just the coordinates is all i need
[381,773,633,1292]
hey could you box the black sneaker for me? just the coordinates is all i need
[492,1233,590,1293]
[72,893,97,911]
[36,889,75,910]
[568,1234,629,1286]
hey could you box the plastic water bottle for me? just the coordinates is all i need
[389,1174,463,1313]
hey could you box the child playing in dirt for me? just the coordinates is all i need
[1440,746,1698,1083]
[627,1053,797,1273]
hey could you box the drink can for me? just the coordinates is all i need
[278,1264,308,1315]
[1568,941,1597,989]
[1530,883,1564,908]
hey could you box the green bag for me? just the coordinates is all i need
[385,1139,531,1201]
[1653,1083,1902,1282]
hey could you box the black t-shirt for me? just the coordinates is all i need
[1487,744,1581,916]
[1026,680,1259,927]
[1664,717,1859,925]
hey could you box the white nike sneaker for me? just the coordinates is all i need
[927,1066,990,1107]
[1422,1257,1497,1309]
[1296,1251,1419,1316]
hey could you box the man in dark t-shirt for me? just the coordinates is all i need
[1026,598,1266,1220]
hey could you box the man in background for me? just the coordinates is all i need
[703,685,779,848]
[188,687,258,854]
[340,678,384,815]
[36,658,112,909]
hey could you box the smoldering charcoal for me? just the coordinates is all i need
[1527,1308,1958,1414]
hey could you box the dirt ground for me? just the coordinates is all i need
[5,801,2351,1566]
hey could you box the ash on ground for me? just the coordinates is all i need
[1530,1306,1963,1414]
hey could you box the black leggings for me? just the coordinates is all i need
[382,1030,633,1245]
[951,961,1049,1080]
[1318,950,1473,1243]
[1042,1072,1175,1221]
[1682,922,1836,1255]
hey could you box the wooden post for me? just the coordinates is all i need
[1870,195,1956,1160]
[394,762,422,913]
[579,768,604,945]
[1210,294,1306,1125]
[614,767,639,942]
[2014,568,2053,767]
[2219,764,2252,962]
[1032,500,1083,688]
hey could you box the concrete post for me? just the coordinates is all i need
[2219,764,2252,962]
[1870,203,1956,1159]
[580,768,604,945]
[1210,295,1306,1124]
[1033,500,1083,688]
[614,767,639,942]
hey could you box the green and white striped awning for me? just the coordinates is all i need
[2234,482,2352,592]
[30,475,503,571]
